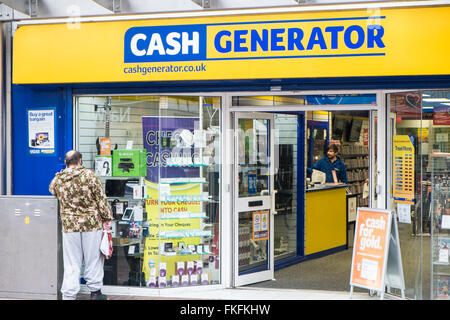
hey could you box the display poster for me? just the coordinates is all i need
[27,108,55,155]
[99,137,111,155]
[363,128,369,146]
[389,92,422,119]
[248,170,257,195]
[141,116,208,282]
[143,183,203,281]
[252,210,269,241]
[392,135,415,205]
[433,106,450,125]
[397,203,411,224]
[417,128,429,143]
[438,238,450,263]
[442,215,450,230]
[436,275,450,299]
[347,196,357,223]
[142,116,200,183]
[436,133,449,143]
[350,208,390,291]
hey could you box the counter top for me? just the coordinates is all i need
[306,183,347,192]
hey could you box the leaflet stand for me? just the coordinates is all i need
[349,208,406,300]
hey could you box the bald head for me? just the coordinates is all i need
[65,150,82,167]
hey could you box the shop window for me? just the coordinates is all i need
[387,90,450,299]
[422,91,450,300]
[76,95,221,288]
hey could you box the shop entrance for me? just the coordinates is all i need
[230,94,382,290]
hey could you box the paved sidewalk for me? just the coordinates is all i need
[0,287,382,300]
[77,287,378,300]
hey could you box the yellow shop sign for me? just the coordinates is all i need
[12,6,450,84]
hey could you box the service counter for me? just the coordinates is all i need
[305,184,347,256]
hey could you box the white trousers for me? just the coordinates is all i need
[61,230,104,300]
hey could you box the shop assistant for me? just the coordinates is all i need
[310,144,348,184]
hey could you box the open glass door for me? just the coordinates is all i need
[233,112,275,286]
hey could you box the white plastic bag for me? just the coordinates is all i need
[100,229,113,259]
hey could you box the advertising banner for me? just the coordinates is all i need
[433,106,450,125]
[350,208,405,298]
[142,116,200,183]
[350,208,390,291]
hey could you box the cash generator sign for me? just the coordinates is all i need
[123,16,386,74]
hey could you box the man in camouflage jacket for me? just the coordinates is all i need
[50,150,113,300]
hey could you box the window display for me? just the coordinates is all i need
[430,153,450,300]
[76,95,221,288]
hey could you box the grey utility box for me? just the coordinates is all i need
[0,196,63,299]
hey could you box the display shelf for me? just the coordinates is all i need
[160,252,212,257]
[347,166,369,171]
[160,212,208,219]
[160,194,210,202]
[98,176,144,179]
[341,144,369,209]
[430,153,450,300]
[341,154,368,158]
[433,262,450,266]
[159,232,213,239]
[166,164,210,167]
[160,177,207,184]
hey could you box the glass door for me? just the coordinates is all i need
[233,112,275,286]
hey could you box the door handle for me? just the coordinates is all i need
[272,190,278,215]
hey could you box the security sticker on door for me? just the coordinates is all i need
[253,210,269,241]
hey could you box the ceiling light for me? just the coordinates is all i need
[422,98,450,102]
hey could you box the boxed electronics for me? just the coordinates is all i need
[95,155,112,176]
[112,149,147,177]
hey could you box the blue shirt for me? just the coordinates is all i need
[311,156,348,184]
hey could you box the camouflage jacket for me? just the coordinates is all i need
[49,166,113,233]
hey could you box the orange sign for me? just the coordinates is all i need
[99,137,111,155]
[350,209,391,291]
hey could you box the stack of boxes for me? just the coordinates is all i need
[95,149,147,177]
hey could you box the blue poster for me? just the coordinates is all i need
[27,108,56,155]
[142,116,200,183]
[248,170,257,195]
